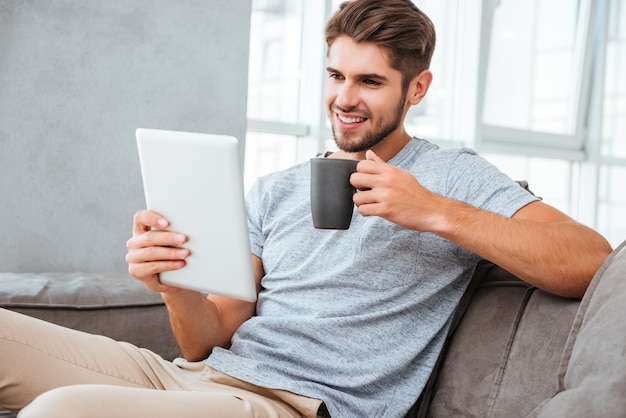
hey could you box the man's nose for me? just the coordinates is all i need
[335,81,360,110]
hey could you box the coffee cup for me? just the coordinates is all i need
[310,157,359,229]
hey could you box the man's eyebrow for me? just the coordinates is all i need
[326,66,341,74]
[326,66,389,82]
[359,73,389,82]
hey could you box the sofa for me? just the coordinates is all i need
[1,241,625,417]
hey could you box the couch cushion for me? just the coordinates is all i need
[426,265,580,417]
[530,240,626,417]
[0,272,180,361]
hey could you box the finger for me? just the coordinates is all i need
[355,194,396,219]
[352,187,380,207]
[128,259,186,278]
[356,151,386,175]
[355,201,382,218]
[352,160,386,189]
[126,245,190,265]
[127,259,187,287]
[131,259,186,277]
[132,210,169,236]
[366,149,384,162]
[351,172,378,193]
[126,230,187,250]
[355,159,379,174]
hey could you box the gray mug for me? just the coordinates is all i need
[310,157,359,230]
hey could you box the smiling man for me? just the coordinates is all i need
[0,1,612,417]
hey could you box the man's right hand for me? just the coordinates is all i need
[125,210,190,293]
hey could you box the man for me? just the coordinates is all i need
[0,1,612,417]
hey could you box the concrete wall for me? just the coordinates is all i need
[0,1,251,272]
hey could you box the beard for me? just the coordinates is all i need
[331,94,406,153]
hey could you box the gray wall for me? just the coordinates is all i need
[0,1,251,272]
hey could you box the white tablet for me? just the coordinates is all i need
[135,128,257,302]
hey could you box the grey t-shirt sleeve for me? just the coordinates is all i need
[245,179,266,259]
[442,148,538,217]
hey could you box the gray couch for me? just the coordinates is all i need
[2,241,625,417]
[412,239,626,417]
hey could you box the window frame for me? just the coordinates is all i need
[474,0,601,160]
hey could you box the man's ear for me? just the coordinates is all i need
[407,69,433,106]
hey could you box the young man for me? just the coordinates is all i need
[0,1,612,417]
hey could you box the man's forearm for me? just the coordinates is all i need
[161,288,257,362]
[431,200,612,298]
[161,290,231,361]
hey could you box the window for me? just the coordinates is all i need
[247,0,304,124]
[404,0,481,146]
[601,0,626,160]
[245,0,328,191]
[597,0,626,246]
[475,0,596,157]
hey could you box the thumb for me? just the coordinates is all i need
[366,149,384,162]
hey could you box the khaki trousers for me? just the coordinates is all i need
[0,309,324,418]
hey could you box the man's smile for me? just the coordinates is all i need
[337,114,366,124]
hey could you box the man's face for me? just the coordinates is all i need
[325,36,408,153]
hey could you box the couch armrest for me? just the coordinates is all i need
[0,272,180,361]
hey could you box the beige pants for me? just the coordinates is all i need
[0,309,325,418]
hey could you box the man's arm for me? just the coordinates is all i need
[351,151,613,298]
[427,199,611,298]
[126,210,262,361]
[160,256,263,361]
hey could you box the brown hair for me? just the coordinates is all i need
[325,0,436,90]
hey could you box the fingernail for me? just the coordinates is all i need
[174,234,186,243]
[157,218,168,228]
[176,249,189,258]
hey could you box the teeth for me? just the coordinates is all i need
[338,115,365,124]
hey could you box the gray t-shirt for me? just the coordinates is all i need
[206,138,538,417]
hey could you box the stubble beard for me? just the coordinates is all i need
[331,95,406,153]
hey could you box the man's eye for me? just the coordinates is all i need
[364,79,381,86]
[329,73,344,80]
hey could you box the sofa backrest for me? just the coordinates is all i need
[422,262,581,417]
[417,240,626,417]
[529,240,626,417]
[0,1,251,273]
